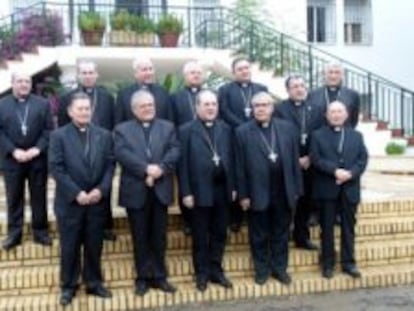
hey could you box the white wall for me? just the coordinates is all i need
[318,0,414,90]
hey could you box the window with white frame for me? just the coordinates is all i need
[344,0,372,44]
[307,0,336,44]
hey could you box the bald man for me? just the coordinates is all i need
[0,72,53,250]
[115,58,170,124]
[308,63,360,128]
[170,61,205,235]
[178,90,234,292]
[310,101,368,279]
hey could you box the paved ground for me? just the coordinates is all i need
[166,285,414,311]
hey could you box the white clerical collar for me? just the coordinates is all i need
[261,122,270,128]
[204,121,214,128]
[333,126,342,132]
[142,122,151,128]
[294,101,302,106]
[328,86,339,92]
[189,86,199,93]
[241,82,249,88]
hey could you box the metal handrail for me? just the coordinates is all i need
[0,1,413,134]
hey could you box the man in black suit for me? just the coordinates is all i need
[308,63,360,128]
[178,90,234,292]
[170,60,204,126]
[114,90,179,296]
[0,72,53,250]
[218,57,268,233]
[115,57,170,124]
[58,60,117,241]
[49,92,114,305]
[275,75,324,251]
[235,91,303,286]
[171,60,204,235]
[310,101,368,279]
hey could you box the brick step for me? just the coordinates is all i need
[2,216,414,263]
[0,263,413,311]
[1,237,414,294]
[1,199,414,236]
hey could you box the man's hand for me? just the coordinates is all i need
[240,198,251,211]
[182,195,195,209]
[88,188,103,204]
[145,176,154,187]
[76,191,90,205]
[299,156,311,170]
[335,169,352,184]
[146,164,164,179]
[26,147,41,160]
[12,149,29,163]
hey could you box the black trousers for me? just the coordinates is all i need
[57,204,105,290]
[248,195,291,277]
[230,201,244,227]
[190,184,229,280]
[320,191,357,270]
[127,190,168,283]
[293,171,313,244]
[179,202,192,229]
[3,162,48,240]
[103,190,113,231]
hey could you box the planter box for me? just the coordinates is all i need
[158,33,180,47]
[136,33,154,47]
[109,30,138,46]
[81,30,104,46]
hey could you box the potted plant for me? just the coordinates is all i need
[130,15,155,47]
[156,14,183,47]
[109,9,136,46]
[78,11,106,46]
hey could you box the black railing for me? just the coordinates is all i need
[1,1,414,135]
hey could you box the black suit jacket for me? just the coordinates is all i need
[218,81,268,128]
[114,118,180,209]
[49,123,114,215]
[58,86,116,130]
[115,83,170,124]
[178,119,234,206]
[275,99,324,156]
[308,86,360,128]
[310,126,368,204]
[0,94,53,170]
[235,118,303,211]
[170,87,199,126]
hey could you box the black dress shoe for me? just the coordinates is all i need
[103,230,117,241]
[86,285,112,298]
[295,240,318,251]
[322,268,334,279]
[254,273,269,286]
[196,278,208,292]
[135,281,149,296]
[60,289,75,306]
[153,280,177,293]
[33,235,52,246]
[343,266,361,278]
[210,274,233,289]
[2,236,21,251]
[272,271,292,285]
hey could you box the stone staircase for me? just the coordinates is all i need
[0,186,414,310]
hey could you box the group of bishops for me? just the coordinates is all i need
[0,56,367,306]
